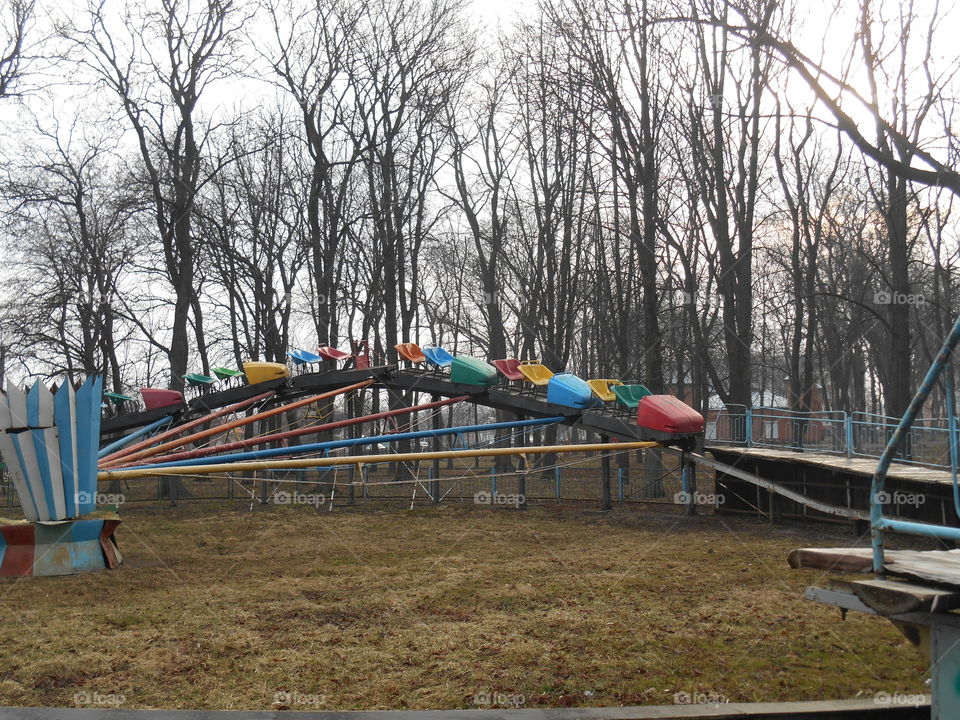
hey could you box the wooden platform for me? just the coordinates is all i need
[790,547,960,589]
[706,446,959,527]
[706,445,953,487]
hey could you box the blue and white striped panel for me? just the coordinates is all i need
[75,376,103,515]
[55,382,79,518]
[0,392,10,431]
[9,429,50,521]
[26,381,54,425]
[29,428,60,520]
[27,382,66,520]
[5,383,27,428]
[0,432,39,521]
[5,385,50,520]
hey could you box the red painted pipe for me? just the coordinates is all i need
[100,380,374,468]
[99,391,275,465]
[120,394,470,467]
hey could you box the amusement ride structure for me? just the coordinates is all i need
[6,329,960,717]
[0,340,705,577]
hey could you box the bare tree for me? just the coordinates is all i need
[725,0,960,199]
[772,109,846,416]
[0,0,34,98]
[72,0,248,390]
[506,13,596,373]
[442,59,516,365]
[554,0,670,391]
[1,118,138,388]
[262,0,364,349]
[198,112,308,365]
[349,0,474,363]
[673,0,781,407]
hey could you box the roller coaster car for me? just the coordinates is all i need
[183,373,217,387]
[288,349,324,365]
[140,388,185,411]
[395,342,427,365]
[317,346,351,363]
[612,383,652,408]
[352,340,371,370]
[211,367,245,381]
[243,361,291,384]
[102,391,137,417]
[104,391,135,406]
[450,356,498,387]
[422,346,455,368]
[493,358,524,381]
[518,362,554,387]
[587,378,623,402]
[636,395,704,441]
[547,373,602,409]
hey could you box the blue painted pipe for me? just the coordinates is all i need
[130,416,566,471]
[947,373,960,520]
[870,313,960,574]
[98,416,173,459]
[876,517,960,544]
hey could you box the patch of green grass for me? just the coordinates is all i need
[0,503,928,710]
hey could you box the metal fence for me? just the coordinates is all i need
[709,405,955,468]
[0,452,716,513]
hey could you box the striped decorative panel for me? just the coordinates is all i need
[0,377,103,522]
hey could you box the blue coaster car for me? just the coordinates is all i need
[422,346,455,368]
[546,373,602,409]
[288,349,324,365]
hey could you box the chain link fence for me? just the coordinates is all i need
[0,451,716,514]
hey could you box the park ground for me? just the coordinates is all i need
[0,502,930,710]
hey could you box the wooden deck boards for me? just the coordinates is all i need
[789,547,960,588]
[707,445,954,486]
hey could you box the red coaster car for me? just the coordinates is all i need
[637,395,705,435]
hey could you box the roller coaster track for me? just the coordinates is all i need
[101,366,873,523]
[100,366,701,451]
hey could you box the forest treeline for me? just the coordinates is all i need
[0,0,958,418]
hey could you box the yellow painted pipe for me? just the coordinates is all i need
[98,441,660,480]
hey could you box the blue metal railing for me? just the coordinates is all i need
[747,408,847,454]
[711,405,954,469]
[705,325,960,575]
[850,412,952,466]
[870,314,960,573]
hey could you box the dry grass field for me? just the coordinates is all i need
[0,502,929,711]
